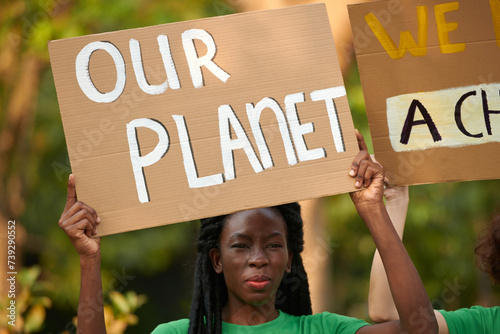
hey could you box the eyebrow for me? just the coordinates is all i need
[228,231,286,240]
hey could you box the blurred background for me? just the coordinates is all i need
[1,0,499,333]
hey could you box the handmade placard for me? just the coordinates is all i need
[49,4,359,236]
[348,0,500,185]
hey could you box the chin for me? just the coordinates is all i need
[245,294,274,306]
[250,298,271,306]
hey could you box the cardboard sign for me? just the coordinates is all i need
[48,4,359,236]
[348,0,500,185]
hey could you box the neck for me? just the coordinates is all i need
[222,301,279,326]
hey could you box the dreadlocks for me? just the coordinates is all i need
[187,203,312,334]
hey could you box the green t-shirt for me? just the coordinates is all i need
[151,310,369,334]
[437,305,500,334]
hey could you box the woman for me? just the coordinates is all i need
[59,131,438,333]
[368,185,500,333]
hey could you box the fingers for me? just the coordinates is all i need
[63,174,78,214]
[356,160,370,188]
[351,160,382,188]
[65,215,97,238]
[59,174,102,242]
[58,176,102,257]
[60,204,99,230]
[62,198,99,222]
[349,131,383,188]
[371,155,390,185]
[349,132,372,185]
[59,201,101,237]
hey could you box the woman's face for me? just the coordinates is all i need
[209,208,292,308]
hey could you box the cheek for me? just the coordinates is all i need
[220,251,248,271]
[272,250,291,268]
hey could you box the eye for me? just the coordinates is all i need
[268,243,283,248]
[231,243,248,249]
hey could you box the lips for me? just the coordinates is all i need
[245,275,271,290]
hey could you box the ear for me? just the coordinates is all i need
[209,248,223,274]
[286,250,293,273]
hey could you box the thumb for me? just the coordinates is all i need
[64,174,78,213]
[355,129,368,152]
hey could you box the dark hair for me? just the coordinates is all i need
[187,203,312,334]
[475,209,500,284]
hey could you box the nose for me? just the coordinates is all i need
[248,247,269,268]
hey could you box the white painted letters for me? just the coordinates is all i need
[172,115,224,188]
[76,28,229,101]
[76,41,126,103]
[182,29,230,88]
[246,97,297,168]
[129,35,180,95]
[125,86,348,203]
[311,86,346,153]
[285,92,326,162]
[126,118,170,203]
[219,104,263,180]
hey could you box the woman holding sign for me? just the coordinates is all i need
[368,185,500,333]
[58,131,438,334]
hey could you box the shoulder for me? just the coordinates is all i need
[150,318,190,334]
[438,305,500,318]
[437,306,500,333]
[282,311,369,333]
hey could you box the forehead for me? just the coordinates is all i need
[221,208,287,238]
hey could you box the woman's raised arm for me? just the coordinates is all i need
[58,174,106,334]
[367,184,450,333]
[348,130,437,334]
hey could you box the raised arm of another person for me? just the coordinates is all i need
[367,184,449,333]
[368,185,408,322]
[349,131,437,334]
[58,174,106,334]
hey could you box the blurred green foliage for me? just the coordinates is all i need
[0,266,51,333]
[1,0,499,333]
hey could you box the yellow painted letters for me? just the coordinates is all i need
[435,2,465,54]
[490,0,500,47]
[365,6,428,59]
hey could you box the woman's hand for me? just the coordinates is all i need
[58,174,101,259]
[349,130,385,212]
